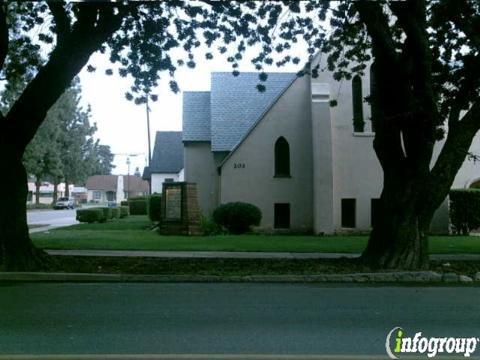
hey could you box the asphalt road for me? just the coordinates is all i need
[27,208,78,230]
[0,283,479,357]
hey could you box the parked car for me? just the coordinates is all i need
[54,197,75,210]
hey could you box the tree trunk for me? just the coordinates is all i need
[0,144,47,271]
[35,179,41,206]
[359,144,434,269]
[53,181,58,204]
[361,206,430,270]
[65,179,70,198]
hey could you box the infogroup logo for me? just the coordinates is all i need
[386,327,479,358]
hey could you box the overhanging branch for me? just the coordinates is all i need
[427,101,480,207]
[354,1,399,66]
[48,1,71,44]
[0,1,9,72]
[5,2,130,152]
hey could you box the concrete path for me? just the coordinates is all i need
[45,249,480,261]
[0,283,479,357]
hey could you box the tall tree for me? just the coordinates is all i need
[0,1,255,270]
[88,143,115,176]
[22,117,62,205]
[54,83,98,196]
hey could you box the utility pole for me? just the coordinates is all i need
[126,157,131,199]
[146,95,152,195]
[146,96,152,166]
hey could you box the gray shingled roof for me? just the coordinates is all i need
[210,72,296,151]
[182,72,296,152]
[147,131,184,175]
[183,91,210,142]
[142,166,151,180]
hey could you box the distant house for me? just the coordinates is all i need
[143,131,184,193]
[27,182,73,205]
[72,187,88,204]
[86,175,149,203]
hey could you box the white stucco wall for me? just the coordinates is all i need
[310,59,382,232]
[220,75,313,232]
[184,142,220,216]
[151,173,182,194]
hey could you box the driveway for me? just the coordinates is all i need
[27,208,78,232]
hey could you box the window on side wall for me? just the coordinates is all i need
[341,199,356,228]
[165,178,174,183]
[274,203,290,229]
[274,137,291,177]
[352,75,365,133]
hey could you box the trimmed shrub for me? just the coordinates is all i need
[128,197,148,215]
[100,207,112,221]
[120,200,129,206]
[76,208,105,223]
[111,207,120,219]
[200,216,224,235]
[449,189,480,235]
[212,202,262,234]
[148,194,162,222]
[120,206,129,218]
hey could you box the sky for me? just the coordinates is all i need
[78,44,307,176]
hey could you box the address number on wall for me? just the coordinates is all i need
[234,163,246,169]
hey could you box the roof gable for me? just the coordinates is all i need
[210,72,296,152]
[148,131,184,174]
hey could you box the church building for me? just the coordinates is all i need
[178,62,480,234]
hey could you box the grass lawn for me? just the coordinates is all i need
[31,215,480,254]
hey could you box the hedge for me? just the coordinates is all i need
[449,189,480,235]
[120,206,129,218]
[111,207,120,219]
[148,194,162,222]
[120,200,129,206]
[128,197,148,215]
[100,207,112,221]
[213,202,262,234]
[76,208,105,224]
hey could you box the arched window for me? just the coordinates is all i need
[370,62,378,132]
[274,137,290,177]
[352,75,365,132]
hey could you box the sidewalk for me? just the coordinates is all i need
[45,249,480,261]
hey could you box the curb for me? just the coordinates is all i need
[43,249,480,261]
[0,271,465,284]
